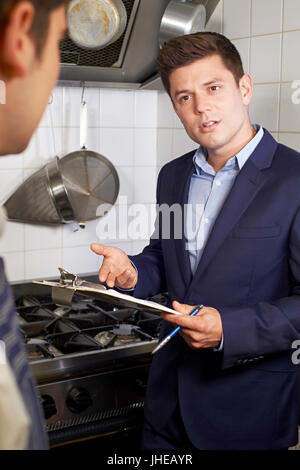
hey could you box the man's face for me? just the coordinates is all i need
[0,4,67,154]
[169,54,253,155]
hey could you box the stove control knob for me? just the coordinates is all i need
[66,387,92,413]
[41,395,57,420]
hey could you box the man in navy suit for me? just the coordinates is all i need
[91,32,300,450]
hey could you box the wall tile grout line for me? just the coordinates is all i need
[249,0,253,73]
[226,28,300,42]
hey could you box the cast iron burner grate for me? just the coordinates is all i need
[45,323,154,354]
[16,291,169,359]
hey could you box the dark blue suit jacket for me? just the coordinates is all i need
[130,130,300,450]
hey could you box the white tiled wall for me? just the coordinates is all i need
[2,0,300,282]
[0,89,158,281]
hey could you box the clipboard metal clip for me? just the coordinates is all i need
[58,267,78,287]
[51,268,79,307]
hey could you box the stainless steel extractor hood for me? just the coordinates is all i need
[58,0,221,90]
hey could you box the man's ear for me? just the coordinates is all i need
[0,1,36,79]
[239,73,253,106]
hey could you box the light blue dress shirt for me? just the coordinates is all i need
[186,124,264,350]
[186,125,264,274]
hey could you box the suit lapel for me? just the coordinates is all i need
[172,153,195,289]
[187,130,278,290]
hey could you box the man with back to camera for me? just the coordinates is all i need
[91,32,300,450]
[0,0,68,449]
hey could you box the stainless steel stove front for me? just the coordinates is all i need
[11,274,166,447]
[39,361,151,446]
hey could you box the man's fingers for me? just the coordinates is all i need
[172,300,196,315]
[172,300,185,313]
[106,272,117,288]
[98,262,111,283]
[91,242,136,288]
[163,312,203,329]
[179,331,201,350]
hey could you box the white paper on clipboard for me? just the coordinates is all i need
[33,277,181,316]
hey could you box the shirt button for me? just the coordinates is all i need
[215,180,221,186]
[204,218,209,224]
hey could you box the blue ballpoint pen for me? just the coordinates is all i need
[151,304,204,355]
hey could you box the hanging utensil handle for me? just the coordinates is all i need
[80,101,88,150]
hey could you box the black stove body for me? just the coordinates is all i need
[11,275,166,447]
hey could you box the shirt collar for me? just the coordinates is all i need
[193,124,264,176]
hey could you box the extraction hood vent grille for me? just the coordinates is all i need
[60,0,138,68]
[58,0,220,89]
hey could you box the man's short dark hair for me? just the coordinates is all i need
[157,32,245,96]
[0,0,69,56]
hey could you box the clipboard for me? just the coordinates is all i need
[33,268,180,316]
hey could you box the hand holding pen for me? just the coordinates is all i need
[152,304,204,354]
[152,300,223,354]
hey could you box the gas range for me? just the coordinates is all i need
[11,275,167,447]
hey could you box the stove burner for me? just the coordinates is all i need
[27,338,48,346]
[112,324,139,336]
[94,327,142,347]
[110,309,162,337]
[91,323,153,349]
[53,307,68,317]
[26,338,54,361]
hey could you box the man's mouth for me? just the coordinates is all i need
[200,120,220,132]
[203,121,217,127]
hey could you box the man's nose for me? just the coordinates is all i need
[194,95,212,114]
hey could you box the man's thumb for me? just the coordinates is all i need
[90,243,107,256]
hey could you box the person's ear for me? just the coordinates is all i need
[239,73,253,106]
[0,1,36,79]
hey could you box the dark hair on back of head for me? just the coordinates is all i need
[0,0,69,56]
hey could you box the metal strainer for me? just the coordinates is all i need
[60,150,119,222]
[4,101,119,226]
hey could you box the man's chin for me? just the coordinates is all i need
[16,131,35,154]
[2,138,30,156]
[15,142,28,155]
[195,134,223,150]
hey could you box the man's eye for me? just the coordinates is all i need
[210,85,221,92]
[180,95,190,103]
